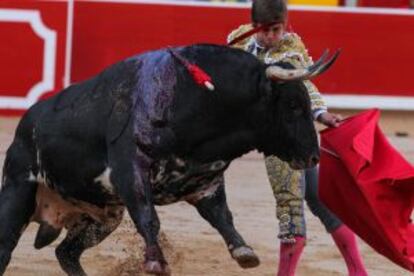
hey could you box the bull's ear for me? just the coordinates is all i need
[258,67,275,97]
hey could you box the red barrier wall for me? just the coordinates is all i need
[359,0,410,8]
[1,1,414,114]
[71,1,249,82]
[0,1,67,114]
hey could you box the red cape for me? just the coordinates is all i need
[319,109,414,271]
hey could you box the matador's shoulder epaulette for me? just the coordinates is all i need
[266,32,313,68]
[227,24,253,50]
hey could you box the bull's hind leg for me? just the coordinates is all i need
[0,177,37,275]
[188,177,260,268]
[55,207,124,276]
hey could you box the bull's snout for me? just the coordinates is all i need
[308,154,320,168]
[289,153,319,170]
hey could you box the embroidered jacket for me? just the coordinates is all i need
[228,23,330,242]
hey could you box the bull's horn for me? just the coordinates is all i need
[309,49,341,78]
[265,49,340,81]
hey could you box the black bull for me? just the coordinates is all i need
[0,44,336,275]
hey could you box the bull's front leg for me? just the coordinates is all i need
[109,141,168,275]
[188,176,260,269]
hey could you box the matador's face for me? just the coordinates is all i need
[255,22,285,49]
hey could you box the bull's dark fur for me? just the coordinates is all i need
[0,44,319,275]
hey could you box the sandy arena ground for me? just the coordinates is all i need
[0,116,412,276]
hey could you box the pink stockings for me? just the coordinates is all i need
[331,225,368,276]
[277,225,368,276]
[277,236,305,276]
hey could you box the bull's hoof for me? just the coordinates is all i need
[143,261,171,276]
[231,246,260,268]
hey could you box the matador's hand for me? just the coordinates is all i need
[317,112,343,128]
